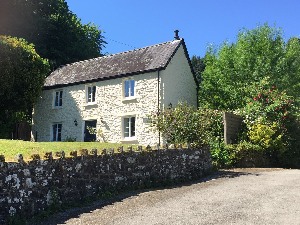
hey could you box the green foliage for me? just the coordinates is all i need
[225,141,270,168]
[0,35,50,138]
[200,24,300,110]
[0,0,106,69]
[151,103,222,147]
[210,142,233,168]
[191,55,205,83]
[248,122,283,149]
[233,78,299,167]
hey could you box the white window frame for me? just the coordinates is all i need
[123,116,136,139]
[53,90,63,108]
[51,123,62,142]
[123,79,135,99]
[86,85,96,104]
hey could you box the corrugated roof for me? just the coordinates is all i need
[45,39,183,88]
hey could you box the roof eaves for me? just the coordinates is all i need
[43,66,165,90]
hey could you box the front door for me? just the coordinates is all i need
[84,120,97,142]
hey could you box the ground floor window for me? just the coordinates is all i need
[52,123,62,141]
[124,116,135,138]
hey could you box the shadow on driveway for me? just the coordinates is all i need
[29,169,260,225]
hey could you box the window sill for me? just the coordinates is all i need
[121,138,138,144]
[84,102,98,108]
[52,106,63,109]
[122,96,137,102]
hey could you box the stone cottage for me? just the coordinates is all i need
[32,32,198,146]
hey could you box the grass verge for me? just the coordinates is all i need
[0,139,134,162]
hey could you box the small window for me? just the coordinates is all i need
[124,116,135,138]
[87,86,96,103]
[52,123,62,141]
[124,79,135,98]
[54,90,63,107]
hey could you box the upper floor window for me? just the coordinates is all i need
[124,79,135,98]
[52,123,62,141]
[86,86,96,103]
[54,90,63,107]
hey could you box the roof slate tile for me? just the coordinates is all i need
[45,39,182,88]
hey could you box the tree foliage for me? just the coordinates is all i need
[235,78,299,167]
[0,0,105,69]
[200,24,300,110]
[0,35,50,138]
[191,55,205,83]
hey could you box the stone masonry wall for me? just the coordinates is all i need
[32,71,160,146]
[0,147,212,224]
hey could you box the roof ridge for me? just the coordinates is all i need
[59,39,181,68]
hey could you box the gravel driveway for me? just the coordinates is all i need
[36,168,300,225]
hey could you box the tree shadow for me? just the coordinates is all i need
[28,169,257,225]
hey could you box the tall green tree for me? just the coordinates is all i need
[0,35,50,138]
[200,24,300,110]
[191,55,205,83]
[0,0,105,69]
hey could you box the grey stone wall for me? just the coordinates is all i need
[0,147,212,224]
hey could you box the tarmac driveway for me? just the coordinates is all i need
[38,168,300,225]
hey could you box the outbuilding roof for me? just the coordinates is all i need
[44,38,195,89]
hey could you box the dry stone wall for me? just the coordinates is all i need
[0,147,212,224]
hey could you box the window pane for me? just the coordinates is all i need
[92,86,96,102]
[59,91,63,106]
[57,124,62,141]
[124,118,129,137]
[55,92,59,106]
[54,91,63,106]
[130,80,135,97]
[124,80,129,97]
[131,117,135,137]
[87,86,96,102]
[52,124,57,141]
[52,124,62,141]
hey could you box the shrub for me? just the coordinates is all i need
[210,141,233,168]
[226,141,271,167]
[150,103,222,147]
[248,121,284,149]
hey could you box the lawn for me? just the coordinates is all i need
[0,139,135,162]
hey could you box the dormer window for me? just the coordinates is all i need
[54,90,63,107]
[124,79,135,98]
[86,85,96,103]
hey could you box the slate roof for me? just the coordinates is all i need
[44,39,195,89]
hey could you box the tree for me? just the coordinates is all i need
[0,35,50,138]
[199,24,300,110]
[0,0,105,69]
[191,55,205,83]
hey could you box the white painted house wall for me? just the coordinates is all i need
[160,45,197,108]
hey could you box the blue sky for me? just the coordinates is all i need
[67,0,300,57]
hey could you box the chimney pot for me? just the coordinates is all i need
[174,30,180,40]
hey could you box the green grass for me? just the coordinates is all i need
[0,139,135,162]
